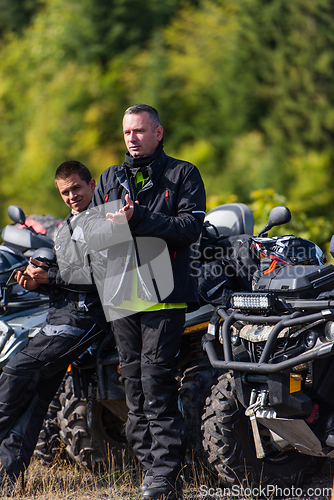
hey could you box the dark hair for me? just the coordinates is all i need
[124,104,161,129]
[55,161,92,186]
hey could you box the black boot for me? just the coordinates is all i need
[142,476,182,500]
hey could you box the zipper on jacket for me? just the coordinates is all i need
[135,179,153,200]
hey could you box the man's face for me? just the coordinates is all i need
[56,173,96,212]
[123,111,163,157]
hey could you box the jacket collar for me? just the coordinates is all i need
[123,139,164,169]
[116,148,167,197]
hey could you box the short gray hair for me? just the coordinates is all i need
[124,104,161,130]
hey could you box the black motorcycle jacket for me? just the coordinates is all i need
[85,145,206,308]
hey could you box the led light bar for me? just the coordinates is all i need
[231,292,275,311]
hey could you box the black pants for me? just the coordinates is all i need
[0,321,103,482]
[113,309,187,478]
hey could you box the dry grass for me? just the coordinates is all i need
[2,448,215,500]
[3,448,333,500]
[5,456,143,499]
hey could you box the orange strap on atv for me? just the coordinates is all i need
[18,218,47,234]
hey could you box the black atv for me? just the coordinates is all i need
[35,203,254,472]
[202,206,334,488]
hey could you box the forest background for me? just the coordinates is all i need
[0,0,334,257]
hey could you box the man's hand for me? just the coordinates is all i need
[106,194,137,224]
[15,269,40,290]
[25,258,49,284]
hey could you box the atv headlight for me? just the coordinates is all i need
[304,330,317,349]
[231,292,275,311]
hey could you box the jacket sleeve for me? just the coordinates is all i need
[46,263,97,292]
[90,165,122,208]
[47,265,67,287]
[33,265,71,295]
[83,205,133,252]
[128,164,206,248]
[91,179,108,207]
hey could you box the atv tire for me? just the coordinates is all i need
[34,383,64,465]
[179,363,219,465]
[57,373,128,471]
[202,372,325,488]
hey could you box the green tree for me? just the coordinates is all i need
[121,0,256,191]
[0,0,196,221]
[1,0,334,253]
[0,0,42,37]
[238,0,334,155]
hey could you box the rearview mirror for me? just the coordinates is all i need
[258,206,291,237]
[8,206,26,225]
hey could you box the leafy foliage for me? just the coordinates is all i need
[0,0,42,37]
[0,0,334,257]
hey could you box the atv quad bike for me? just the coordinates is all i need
[36,203,255,471]
[202,206,334,488]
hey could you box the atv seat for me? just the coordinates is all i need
[205,203,254,237]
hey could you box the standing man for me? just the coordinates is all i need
[0,161,109,494]
[84,104,206,500]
